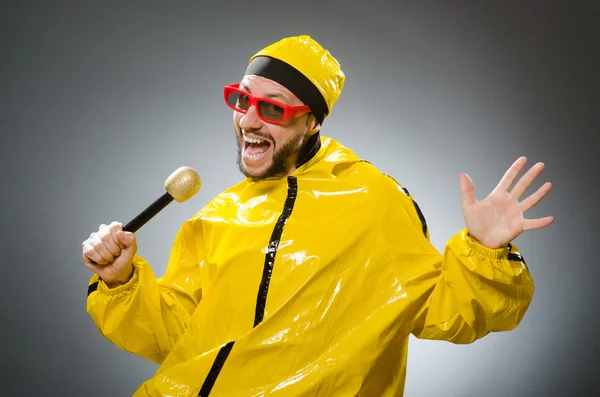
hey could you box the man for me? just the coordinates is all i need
[83,35,553,396]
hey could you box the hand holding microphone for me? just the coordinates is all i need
[82,167,201,288]
[82,221,138,287]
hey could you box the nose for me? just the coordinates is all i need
[238,104,263,131]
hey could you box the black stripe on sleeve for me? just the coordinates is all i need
[87,281,99,296]
[398,183,428,238]
[507,243,527,264]
[382,174,429,238]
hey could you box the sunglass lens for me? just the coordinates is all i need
[226,91,250,111]
[258,100,285,121]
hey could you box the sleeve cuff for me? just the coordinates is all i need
[463,229,509,259]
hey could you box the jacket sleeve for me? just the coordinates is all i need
[86,217,204,364]
[383,178,535,345]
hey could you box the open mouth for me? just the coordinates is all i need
[242,134,272,162]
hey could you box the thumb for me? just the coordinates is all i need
[117,230,135,247]
[460,172,476,207]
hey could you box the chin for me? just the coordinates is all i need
[241,160,272,180]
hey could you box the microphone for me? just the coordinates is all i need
[123,166,201,233]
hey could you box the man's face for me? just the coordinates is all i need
[233,75,316,181]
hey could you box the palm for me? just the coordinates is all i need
[460,157,554,249]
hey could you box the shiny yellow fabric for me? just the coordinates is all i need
[249,35,345,115]
[87,136,534,396]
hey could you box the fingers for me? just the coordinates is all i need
[511,162,545,199]
[82,240,106,266]
[523,216,554,231]
[117,230,135,247]
[82,222,124,266]
[460,173,476,207]
[108,221,125,249]
[89,233,115,263]
[520,182,552,212]
[101,227,123,258]
[498,156,527,191]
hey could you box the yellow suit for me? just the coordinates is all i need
[87,136,534,396]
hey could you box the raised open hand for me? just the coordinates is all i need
[460,157,554,249]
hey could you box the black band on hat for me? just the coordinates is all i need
[245,56,328,125]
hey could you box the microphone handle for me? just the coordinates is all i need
[124,192,174,233]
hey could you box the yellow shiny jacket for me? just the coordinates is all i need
[87,136,534,396]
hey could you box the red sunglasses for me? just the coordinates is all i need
[223,84,311,124]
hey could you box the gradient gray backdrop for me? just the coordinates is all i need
[1,1,598,396]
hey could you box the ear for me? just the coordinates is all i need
[306,114,321,136]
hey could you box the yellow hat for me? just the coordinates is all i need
[245,35,345,124]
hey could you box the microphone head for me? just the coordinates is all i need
[164,166,201,203]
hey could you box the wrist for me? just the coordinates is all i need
[105,263,134,289]
[467,232,508,250]
[467,232,482,245]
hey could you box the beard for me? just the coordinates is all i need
[235,128,306,182]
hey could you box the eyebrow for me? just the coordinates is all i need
[240,83,287,101]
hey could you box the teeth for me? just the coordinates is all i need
[243,135,266,144]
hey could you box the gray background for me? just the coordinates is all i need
[1,1,598,396]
